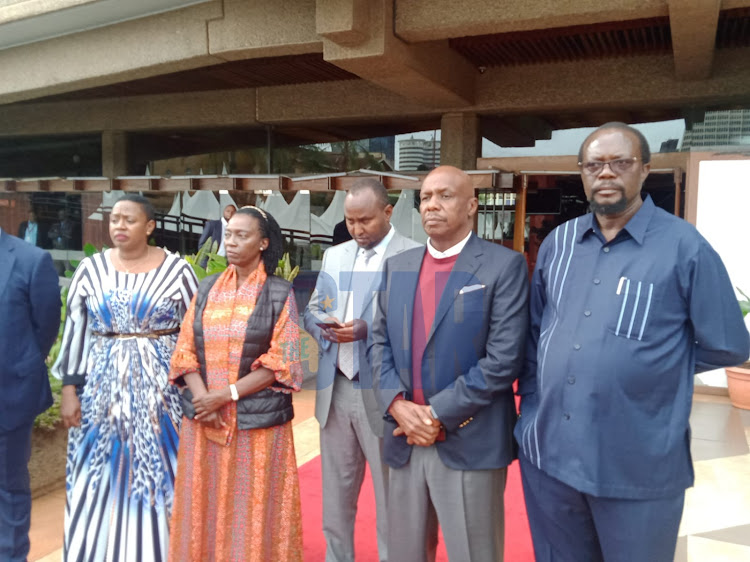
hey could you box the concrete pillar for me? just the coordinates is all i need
[101,130,129,177]
[440,112,480,170]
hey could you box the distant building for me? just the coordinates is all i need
[398,136,441,171]
[659,139,679,152]
[681,109,750,151]
[358,136,396,163]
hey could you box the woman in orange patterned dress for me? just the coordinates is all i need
[168,207,303,562]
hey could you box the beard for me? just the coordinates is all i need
[588,189,628,216]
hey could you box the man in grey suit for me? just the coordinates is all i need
[305,178,421,562]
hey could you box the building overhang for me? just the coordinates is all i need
[0,0,211,50]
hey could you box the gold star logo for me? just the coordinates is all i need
[322,295,335,311]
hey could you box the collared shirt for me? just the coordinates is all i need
[24,221,38,246]
[343,225,395,323]
[426,230,471,259]
[218,217,228,256]
[517,196,749,499]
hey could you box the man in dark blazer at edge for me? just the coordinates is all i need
[17,210,46,248]
[368,166,529,562]
[198,204,236,255]
[0,228,61,561]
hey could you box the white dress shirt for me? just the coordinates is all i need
[218,217,228,256]
[342,225,395,322]
[425,229,472,260]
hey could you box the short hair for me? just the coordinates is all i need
[348,178,390,208]
[235,206,284,275]
[578,122,651,164]
[116,194,156,222]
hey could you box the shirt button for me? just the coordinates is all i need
[573,344,581,350]
[603,247,610,253]
[568,376,576,384]
[593,278,601,285]
[584,310,591,317]
[563,413,571,420]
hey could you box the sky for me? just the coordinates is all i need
[395,119,686,169]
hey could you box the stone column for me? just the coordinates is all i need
[440,112,480,170]
[101,130,130,177]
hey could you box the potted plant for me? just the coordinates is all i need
[725,288,750,410]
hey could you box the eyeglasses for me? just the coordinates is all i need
[578,157,639,176]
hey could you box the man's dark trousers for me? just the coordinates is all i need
[0,423,34,561]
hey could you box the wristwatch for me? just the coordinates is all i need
[229,383,239,402]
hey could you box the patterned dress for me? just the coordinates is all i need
[168,264,303,562]
[52,250,198,561]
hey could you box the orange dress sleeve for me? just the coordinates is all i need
[169,293,200,384]
[252,290,303,393]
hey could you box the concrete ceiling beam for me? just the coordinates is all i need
[316,0,370,46]
[3,48,750,139]
[0,0,98,25]
[208,0,322,60]
[0,89,259,137]
[256,79,439,124]
[668,0,721,80]
[320,0,476,107]
[395,0,670,42]
[473,48,750,113]
[481,116,554,148]
[0,2,224,105]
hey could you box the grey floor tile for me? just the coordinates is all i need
[694,524,750,547]
[673,535,688,562]
[689,402,749,461]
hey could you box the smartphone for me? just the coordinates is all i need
[316,321,343,330]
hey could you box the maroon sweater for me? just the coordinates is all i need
[410,252,459,405]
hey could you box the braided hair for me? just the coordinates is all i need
[235,206,283,275]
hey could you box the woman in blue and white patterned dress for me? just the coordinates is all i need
[53,194,198,561]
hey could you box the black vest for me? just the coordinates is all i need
[181,273,294,430]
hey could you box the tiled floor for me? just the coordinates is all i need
[28,390,750,561]
[675,394,750,561]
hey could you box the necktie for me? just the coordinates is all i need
[338,248,377,379]
[362,247,376,266]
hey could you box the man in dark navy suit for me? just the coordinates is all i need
[0,228,60,561]
[17,210,45,248]
[198,204,236,255]
[369,166,529,561]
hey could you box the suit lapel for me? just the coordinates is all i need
[396,246,424,377]
[426,234,483,345]
[359,232,404,316]
[337,241,357,317]
[0,235,16,297]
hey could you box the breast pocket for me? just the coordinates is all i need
[610,277,655,341]
[454,286,486,324]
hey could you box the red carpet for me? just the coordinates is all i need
[299,456,534,561]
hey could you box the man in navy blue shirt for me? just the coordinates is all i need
[515,122,750,562]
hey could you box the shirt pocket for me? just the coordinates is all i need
[609,277,656,341]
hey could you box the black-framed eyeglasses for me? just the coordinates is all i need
[578,157,639,175]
